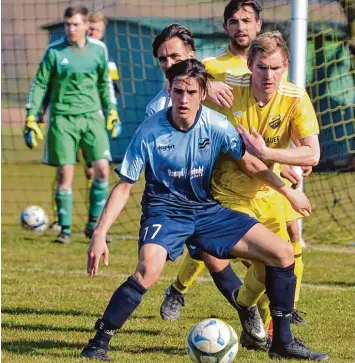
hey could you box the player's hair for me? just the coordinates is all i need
[152,24,196,58]
[224,0,262,24]
[64,5,89,20]
[248,31,289,63]
[166,59,213,96]
[89,11,108,25]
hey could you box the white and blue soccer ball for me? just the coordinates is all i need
[187,318,238,363]
[20,205,49,232]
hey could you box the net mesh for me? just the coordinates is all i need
[2,0,355,243]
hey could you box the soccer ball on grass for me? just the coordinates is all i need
[187,318,238,362]
[20,205,49,232]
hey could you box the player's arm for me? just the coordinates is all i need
[26,48,54,118]
[24,48,54,148]
[238,151,311,215]
[219,119,311,216]
[97,45,117,112]
[237,126,320,167]
[237,92,321,166]
[87,127,148,276]
[98,46,123,138]
[87,180,133,277]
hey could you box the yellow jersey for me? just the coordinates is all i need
[202,46,250,80]
[210,73,319,203]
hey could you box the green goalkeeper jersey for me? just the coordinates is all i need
[26,36,116,117]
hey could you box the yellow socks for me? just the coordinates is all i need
[292,240,304,305]
[172,253,205,294]
[237,262,266,307]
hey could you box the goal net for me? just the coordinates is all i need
[2,0,354,243]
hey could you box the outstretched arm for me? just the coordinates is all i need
[87,180,133,277]
[238,151,311,216]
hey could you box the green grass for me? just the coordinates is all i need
[2,232,355,363]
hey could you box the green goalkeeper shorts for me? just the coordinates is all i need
[43,111,111,166]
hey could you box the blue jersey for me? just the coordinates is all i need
[116,105,245,210]
[145,89,171,119]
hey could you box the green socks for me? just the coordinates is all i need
[55,189,73,235]
[87,180,109,229]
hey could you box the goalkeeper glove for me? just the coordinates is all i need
[106,109,122,139]
[23,115,44,149]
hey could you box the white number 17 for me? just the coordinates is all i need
[143,224,162,240]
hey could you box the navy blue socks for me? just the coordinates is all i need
[265,263,296,345]
[94,275,147,344]
[210,264,243,309]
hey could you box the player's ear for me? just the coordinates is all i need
[256,19,262,34]
[188,51,196,59]
[223,22,228,35]
[247,60,253,72]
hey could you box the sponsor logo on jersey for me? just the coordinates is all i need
[190,166,204,179]
[198,138,210,150]
[168,168,184,178]
[60,57,69,65]
[269,115,282,129]
[265,136,281,144]
[157,144,175,151]
[233,111,243,118]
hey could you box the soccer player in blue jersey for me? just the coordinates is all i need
[80,59,328,361]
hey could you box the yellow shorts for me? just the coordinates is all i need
[281,177,303,223]
[222,192,289,242]
[282,195,303,223]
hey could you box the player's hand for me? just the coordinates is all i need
[23,115,44,149]
[284,187,312,217]
[87,231,109,277]
[237,124,267,160]
[206,81,234,108]
[106,109,122,139]
[302,165,313,177]
[280,165,301,189]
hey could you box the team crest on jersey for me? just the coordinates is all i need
[233,110,243,118]
[269,115,282,129]
[199,138,210,151]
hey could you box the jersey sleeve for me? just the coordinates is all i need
[291,92,320,139]
[26,48,55,117]
[218,116,245,159]
[115,127,148,183]
[144,105,155,120]
[97,45,117,111]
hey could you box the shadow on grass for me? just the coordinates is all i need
[2,322,161,336]
[1,307,99,317]
[2,339,186,357]
[2,306,157,321]
[114,346,186,355]
[307,281,355,288]
[2,322,93,333]
[1,339,83,355]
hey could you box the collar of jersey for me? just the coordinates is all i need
[166,105,202,133]
[66,36,88,53]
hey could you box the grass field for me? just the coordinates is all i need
[2,231,355,363]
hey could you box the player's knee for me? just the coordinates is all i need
[135,262,161,288]
[202,253,229,273]
[277,242,294,267]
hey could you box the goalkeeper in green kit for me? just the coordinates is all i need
[24,5,121,244]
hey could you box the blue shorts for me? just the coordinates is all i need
[138,204,258,261]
